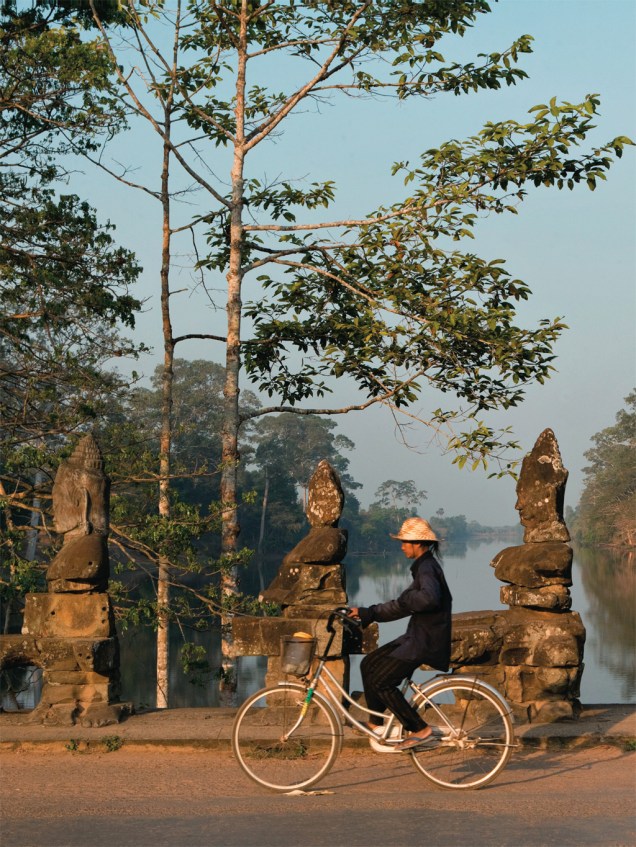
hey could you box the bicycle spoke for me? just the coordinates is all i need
[232,683,342,792]
[410,679,514,789]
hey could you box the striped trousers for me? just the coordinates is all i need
[360,641,427,733]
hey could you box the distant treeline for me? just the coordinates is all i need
[346,508,522,554]
[568,391,635,549]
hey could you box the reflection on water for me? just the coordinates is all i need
[0,665,43,711]
[573,547,635,702]
[118,621,267,709]
[118,542,635,707]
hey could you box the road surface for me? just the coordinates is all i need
[2,745,634,846]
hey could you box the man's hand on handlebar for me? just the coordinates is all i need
[328,607,362,631]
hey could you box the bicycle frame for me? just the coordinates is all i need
[233,611,516,792]
[279,612,513,747]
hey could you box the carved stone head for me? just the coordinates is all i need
[515,429,570,543]
[52,435,110,538]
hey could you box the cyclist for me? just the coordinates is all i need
[349,516,452,750]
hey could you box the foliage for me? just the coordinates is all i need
[353,479,425,551]
[113,359,360,556]
[77,1,634,704]
[353,496,520,553]
[102,734,123,752]
[571,391,636,547]
[0,2,144,624]
[429,512,469,540]
[15,0,632,699]
[0,1,127,169]
[156,0,631,469]
[84,4,634,585]
[373,480,427,513]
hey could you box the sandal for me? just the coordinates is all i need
[395,730,434,751]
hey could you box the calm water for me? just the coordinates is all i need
[6,543,630,711]
[114,541,635,708]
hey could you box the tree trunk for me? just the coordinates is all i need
[256,471,269,593]
[157,125,174,710]
[219,0,248,706]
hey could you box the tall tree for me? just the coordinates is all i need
[87,0,632,699]
[373,480,428,513]
[79,0,207,706]
[0,1,144,627]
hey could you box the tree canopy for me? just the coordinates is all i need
[572,391,636,547]
[0,1,144,621]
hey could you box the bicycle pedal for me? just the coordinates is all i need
[368,737,403,754]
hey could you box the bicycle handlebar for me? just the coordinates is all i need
[326,607,361,634]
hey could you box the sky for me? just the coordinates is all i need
[78,0,636,526]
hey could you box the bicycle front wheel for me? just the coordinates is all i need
[232,682,342,792]
[410,677,514,790]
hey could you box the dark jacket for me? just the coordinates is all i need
[358,551,452,669]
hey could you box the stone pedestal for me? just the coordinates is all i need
[233,613,377,693]
[0,597,132,726]
[445,430,586,723]
[0,436,131,726]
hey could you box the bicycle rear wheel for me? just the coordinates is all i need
[410,677,514,789]
[232,682,342,792]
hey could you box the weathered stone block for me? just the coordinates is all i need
[22,593,113,638]
[451,665,506,691]
[282,527,348,566]
[500,610,585,667]
[515,429,570,543]
[43,669,112,686]
[261,563,347,608]
[306,461,344,527]
[77,702,133,728]
[39,681,114,705]
[0,635,39,668]
[492,543,573,588]
[232,615,377,658]
[32,640,81,670]
[535,666,579,695]
[533,635,584,668]
[46,533,109,585]
[39,703,79,726]
[531,699,578,722]
[500,584,571,610]
[450,610,506,665]
[503,664,581,703]
[72,638,119,673]
[0,635,119,679]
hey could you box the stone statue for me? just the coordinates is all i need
[515,428,570,543]
[260,460,348,612]
[487,428,584,721]
[0,434,131,725]
[234,459,374,691]
[46,434,110,593]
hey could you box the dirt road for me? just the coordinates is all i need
[2,745,635,846]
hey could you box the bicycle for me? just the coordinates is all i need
[232,609,516,793]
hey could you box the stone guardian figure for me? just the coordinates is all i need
[46,434,110,593]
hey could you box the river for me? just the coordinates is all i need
[2,542,633,710]
[116,541,634,708]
